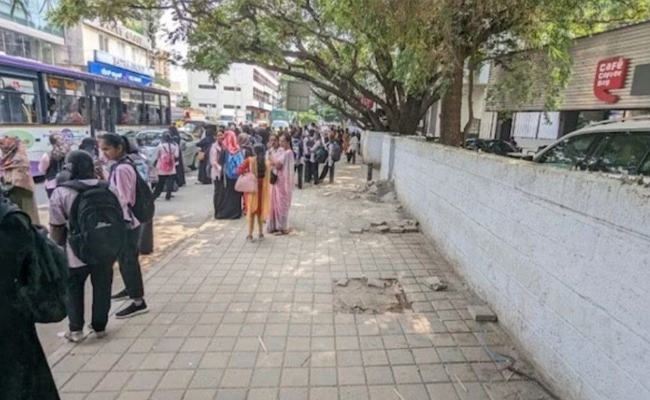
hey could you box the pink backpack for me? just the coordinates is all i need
[159,144,175,174]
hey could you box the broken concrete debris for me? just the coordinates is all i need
[370,220,387,227]
[390,227,405,234]
[349,228,364,234]
[371,225,390,234]
[366,278,386,288]
[404,225,419,233]
[336,278,349,287]
[468,305,498,322]
[422,276,448,291]
[380,191,397,203]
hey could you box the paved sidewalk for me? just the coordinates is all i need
[50,162,554,400]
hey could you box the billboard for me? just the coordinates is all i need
[286,81,310,111]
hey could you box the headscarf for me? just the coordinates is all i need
[50,134,70,160]
[238,132,250,148]
[223,130,240,155]
[0,136,34,191]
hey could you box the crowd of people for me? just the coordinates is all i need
[0,121,361,399]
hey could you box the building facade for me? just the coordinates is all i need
[188,63,279,122]
[63,20,154,86]
[485,21,650,151]
[0,0,66,64]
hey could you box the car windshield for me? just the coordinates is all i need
[537,133,600,169]
[136,131,165,147]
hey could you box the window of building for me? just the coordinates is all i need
[198,103,217,108]
[222,105,241,109]
[120,89,143,124]
[118,42,126,58]
[198,84,217,90]
[99,34,109,52]
[44,75,88,125]
[223,86,241,92]
[253,88,271,104]
[0,0,63,36]
[0,75,39,124]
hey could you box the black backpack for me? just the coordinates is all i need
[111,158,155,224]
[330,142,342,162]
[60,181,128,266]
[315,145,328,164]
[0,199,69,323]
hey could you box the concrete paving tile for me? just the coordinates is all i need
[189,369,224,389]
[115,391,151,400]
[395,384,430,400]
[338,366,366,385]
[60,371,105,392]
[250,368,282,387]
[215,388,247,400]
[309,387,338,400]
[427,383,460,400]
[220,369,253,388]
[125,370,164,391]
[366,366,395,385]
[140,353,175,370]
[337,350,363,366]
[281,368,309,387]
[279,387,309,400]
[149,389,184,400]
[437,348,466,363]
[85,393,118,400]
[310,367,337,386]
[247,388,278,400]
[393,365,423,384]
[183,389,217,400]
[95,371,132,392]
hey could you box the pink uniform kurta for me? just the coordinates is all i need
[267,148,295,233]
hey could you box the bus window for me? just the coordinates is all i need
[120,88,143,125]
[144,93,161,125]
[45,75,87,125]
[0,75,38,124]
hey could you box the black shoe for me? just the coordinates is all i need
[111,289,129,301]
[115,301,148,319]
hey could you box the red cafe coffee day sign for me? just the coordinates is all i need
[594,57,629,103]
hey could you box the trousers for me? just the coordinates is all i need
[67,264,113,332]
[118,226,144,299]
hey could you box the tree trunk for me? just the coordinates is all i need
[463,56,475,136]
[440,60,464,146]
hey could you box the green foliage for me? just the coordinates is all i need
[296,109,320,126]
[178,96,191,108]
[153,74,171,88]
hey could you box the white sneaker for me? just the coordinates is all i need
[64,331,85,343]
[88,325,107,339]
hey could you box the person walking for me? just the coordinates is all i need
[318,135,337,184]
[215,130,244,220]
[0,190,60,400]
[100,133,148,318]
[38,134,70,198]
[152,133,179,201]
[49,150,125,342]
[291,129,304,189]
[0,136,39,224]
[196,125,216,185]
[348,133,359,164]
[302,130,314,184]
[210,130,225,219]
[237,143,271,241]
[310,132,325,184]
[267,133,295,235]
[169,126,186,187]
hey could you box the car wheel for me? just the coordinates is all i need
[189,154,198,171]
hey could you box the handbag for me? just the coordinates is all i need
[235,172,257,193]
[270,170,278,185]
[197,151,206,161]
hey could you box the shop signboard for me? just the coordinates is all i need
[593,57,629,104]
[87,61,153,86]
[94,50,154,77]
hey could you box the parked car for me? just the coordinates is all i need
[532,117,650,176]
[465,138,519,156]
[123,129,199,171]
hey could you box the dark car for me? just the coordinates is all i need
[533,118,650,176]
[465,138,519,156]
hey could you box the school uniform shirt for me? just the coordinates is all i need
[49,179,119,267]
[324,142,335,167]
[110,162,141,229]
[349,136,359,153]
[309,139,322,163]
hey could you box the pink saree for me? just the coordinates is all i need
[267,148,295,233]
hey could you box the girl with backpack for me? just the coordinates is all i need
[152,133,179,201]
[214,130,244,220]
[99,133,149,319]
[49,150,125,342]
[236,143,271,241]
[38,134,70,198]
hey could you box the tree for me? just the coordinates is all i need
[154,73,171,88]
[178,96,191,108]
[50,0,452,137]
[438,0,650,145]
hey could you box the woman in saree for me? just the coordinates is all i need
[0,136,39,224]
[267,133,295,235]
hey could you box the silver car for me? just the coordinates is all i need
[124,129,199,171]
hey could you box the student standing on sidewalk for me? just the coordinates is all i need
[49,150,125,342]
[100,133,149,319]
[318,135,337,184]
[152,133,179,201]
[348,133,359,164]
